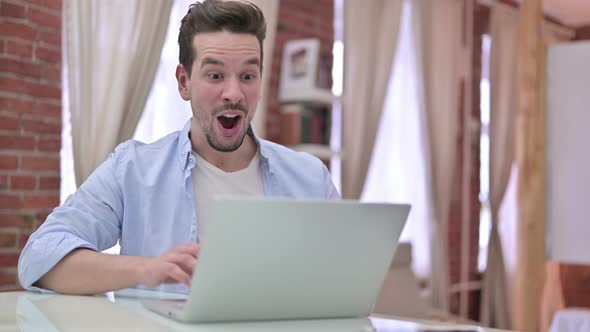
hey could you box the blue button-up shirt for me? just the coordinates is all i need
[18,119,339,292]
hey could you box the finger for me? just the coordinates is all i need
[165,264,192,286]
[172,243,200,258]
[168,253,197,275]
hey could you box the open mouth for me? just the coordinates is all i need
[217,114,242,130]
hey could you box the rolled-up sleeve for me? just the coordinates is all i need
[18,151,124,291]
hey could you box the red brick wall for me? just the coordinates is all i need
[265,0,334,142]
[0,0,62,291]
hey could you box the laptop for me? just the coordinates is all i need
[143,197,410,323]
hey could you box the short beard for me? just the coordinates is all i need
[205,127,248,152]
[203,120,254,152]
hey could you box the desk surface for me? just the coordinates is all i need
[0,290,508,332]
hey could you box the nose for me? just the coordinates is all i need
[221,77,244,104]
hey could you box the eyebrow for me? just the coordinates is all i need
[245,58,260,67]
[200,57,260,69]
[201,57,223,68]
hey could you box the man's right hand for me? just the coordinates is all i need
[139,243,200,287]
[36,243,200,295]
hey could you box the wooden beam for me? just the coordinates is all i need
[514,0,546,331]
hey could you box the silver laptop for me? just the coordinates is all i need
[143,197,410,323]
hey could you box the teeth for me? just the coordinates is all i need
[222,114,238,118]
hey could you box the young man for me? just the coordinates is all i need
[18,0,339,295]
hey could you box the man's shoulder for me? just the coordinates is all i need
[111,131,183,164]
[259,139,325,170]
[258,139,339,199]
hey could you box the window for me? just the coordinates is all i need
[361,0,430,278]
[478,34,491,271]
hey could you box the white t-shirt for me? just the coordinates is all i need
[191,151,264,242]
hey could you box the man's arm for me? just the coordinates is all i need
[36,243,199,295]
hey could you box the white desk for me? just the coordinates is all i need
[549,308,590,332]
[0,290,509,332]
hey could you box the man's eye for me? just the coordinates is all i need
[208,73,222,80]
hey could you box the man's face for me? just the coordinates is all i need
[177,31,261,152]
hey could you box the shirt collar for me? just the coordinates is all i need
[178,118,273,174]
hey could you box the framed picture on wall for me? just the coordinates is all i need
[279,38,321,101]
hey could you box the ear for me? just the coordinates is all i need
[176,64,191,101]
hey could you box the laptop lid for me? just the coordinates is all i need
[176,197,410,323]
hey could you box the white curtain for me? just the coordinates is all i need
[65,0,172,186]
[480,3,517,329]
[414,0,464,312]
[362,0,431,278]
[342,0,403,199]
[134,0,197,144]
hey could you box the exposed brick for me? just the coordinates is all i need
[29,80,61,99]
[0,115,19,131]
[39,175,59,190]
[5,40,34,58]
[0,175,7,190]
[0,193,22,209]
[26,0,62,11]
[0,96,35,114]
[0,77,22,95]
[21,156,59,171]
[37,137,60,152]
[3,134,35,151]
[0,232,17,248]
[0,2,27,19]
[0,213,35,228]
[36,211,50,225]
[0,22,37,40]
[37,29,60,47]
[0,269,18,286]
[0,135,36,150]
[0,253,19,267]
[0,0,61,277]
[0,155,18,170]
[40,65,60,84]
[25,82,61,100]
[29,8,61,29]
[23,193,59,209]
[35,101,60,117]
[35,46,61,63]
[19,232,30,248]
[21,119,61,134]
[10,175,36,190]
[0,76,61,99]
[0,58,41,79]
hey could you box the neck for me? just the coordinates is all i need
[189,124,257,172]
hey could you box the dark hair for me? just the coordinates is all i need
[178,0,266,77]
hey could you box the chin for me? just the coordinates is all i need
[208,135,247,153]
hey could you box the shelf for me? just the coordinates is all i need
[279,88,339,104]
[289,144,342,160]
